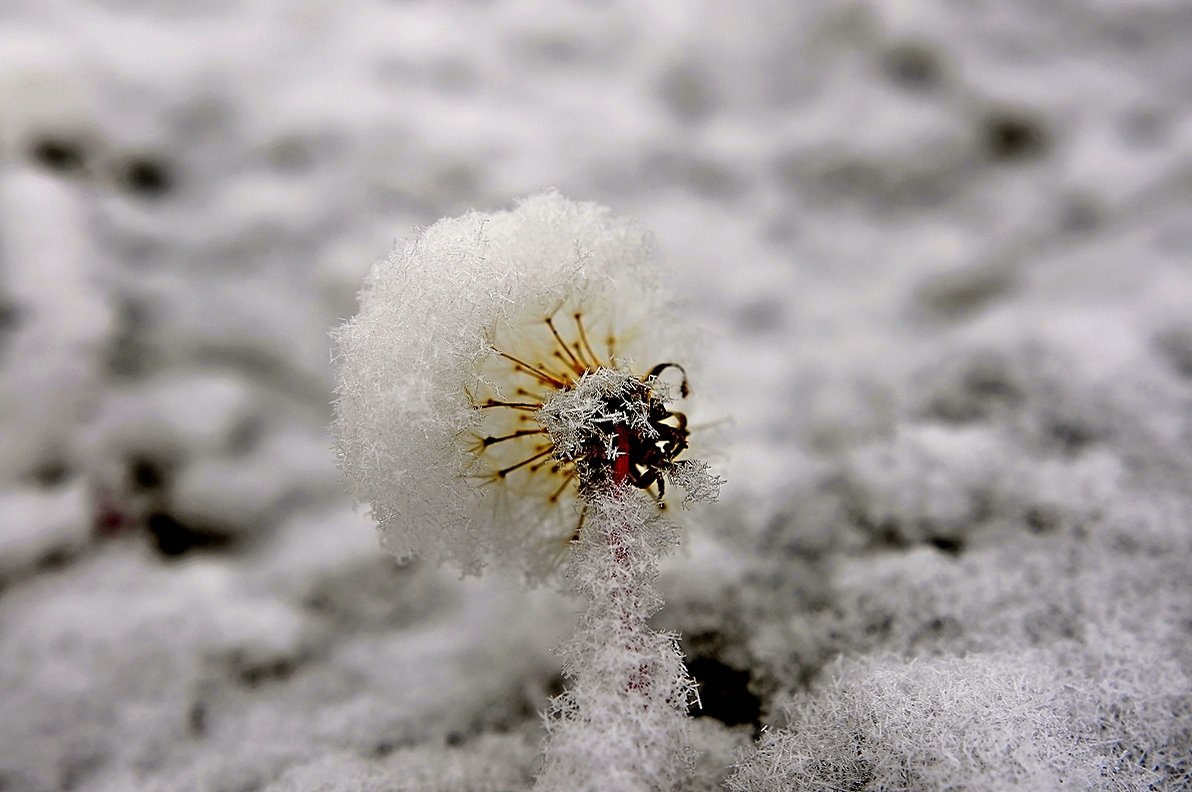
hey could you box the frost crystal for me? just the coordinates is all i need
[665,459,724,505]
[538,368,658,463]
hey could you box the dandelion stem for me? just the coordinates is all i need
[535,483,695,790]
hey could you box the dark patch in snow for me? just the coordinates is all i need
[129,454,172,492]
[301,558,443,631]
[370,739,399,758]
[926,535,965,556]
[34,546,75,572]
[1118,107,1171,150]
[1059,194,1102,233]
[863,613,894,641]
[733,298,786,336]
[846,502,911,549]
[368,734,417,759]
[687,656,762,730]
[0,540,91,596]
[1154,326,1192,379]
[925,357,1023,423]
[1025,505,1062,534]
[118,155,174,198]
[226,413,266,456]
[146,511,235,557]
[1024,602,1081,644]
[642,150,745,199]
[105,297,155,378]
[188,701,208,737]
[882,42,943,90]
[59,752,104,791]
[917,265,1016,320]
[227,652,305,689]
[658,62,720,123]
[29,458,71,487]
[980,110,1049,163]
[1046,420,1095,455]
[29,136,88,175]
[0,299,21,354]
[912,614,963,645]
[818,159,887,201]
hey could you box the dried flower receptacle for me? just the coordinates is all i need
[468,303,709,555]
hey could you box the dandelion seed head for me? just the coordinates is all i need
[332,192,703,580]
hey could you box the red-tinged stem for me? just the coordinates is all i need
[612,425,631,485]
[537,466,693,790]
[535,422,693,789]
[608,426,653,694]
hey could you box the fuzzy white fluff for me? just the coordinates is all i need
[725,653,1097,791]
[332,192,689,579]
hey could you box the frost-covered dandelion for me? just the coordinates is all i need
[333,191,719,578]
[333,192,721,791]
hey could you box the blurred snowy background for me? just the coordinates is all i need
[2,1,1190,790]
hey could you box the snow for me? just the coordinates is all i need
[1,0,1190,790]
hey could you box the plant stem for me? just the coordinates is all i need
[535,453,696,792]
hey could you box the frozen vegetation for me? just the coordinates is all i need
[1,1,1191,790]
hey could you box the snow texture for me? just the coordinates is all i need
[1,0,1191,790]
[726,652,1111,791]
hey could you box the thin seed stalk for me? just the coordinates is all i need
[535,425,697,792]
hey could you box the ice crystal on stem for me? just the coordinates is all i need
[533,368,716,791]
[536,487,699,792]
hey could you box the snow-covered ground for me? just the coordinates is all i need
[1,1,1189,789]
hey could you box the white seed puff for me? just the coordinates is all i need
[331,192,697,579]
